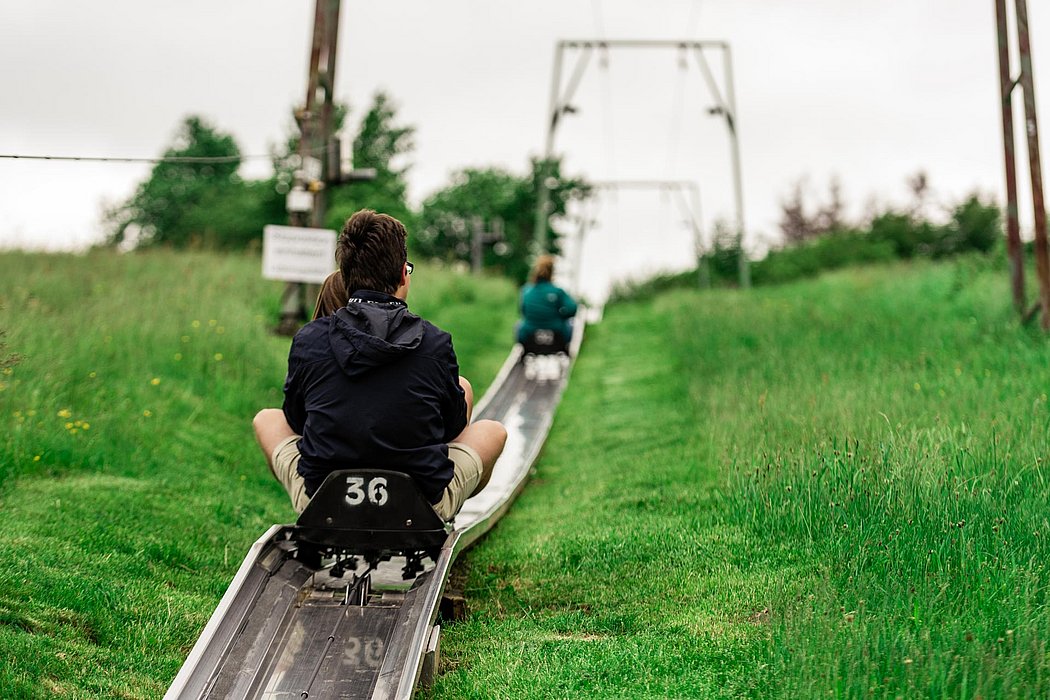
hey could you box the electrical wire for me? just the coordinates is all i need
[0,153,264,164]
[590,0,606,40]
[0,144,328,165]
[589,0,616,180]
[664,48,688,180]
[685,0,703,38]
[597,46,616,181]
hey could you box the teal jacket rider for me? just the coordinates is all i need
[517,281,577,343]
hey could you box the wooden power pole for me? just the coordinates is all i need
[995,0,1050,329]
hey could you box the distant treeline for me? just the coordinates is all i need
[103,93,589,283]
[612,176,1003,302]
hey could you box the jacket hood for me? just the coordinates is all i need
[329,298,424,378]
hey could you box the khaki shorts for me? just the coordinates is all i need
[270,436,483,522]
[271,435,310,514]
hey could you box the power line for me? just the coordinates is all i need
[665,47,689,178]
[0,152,275,165]
[686,0,703,37]
[590,0,606,38]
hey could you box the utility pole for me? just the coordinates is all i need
[995,0,1025,314]
[995,0,1050,329]
[275,0,376,335]
[276,0,341,335]
[535,39,748,287]
[1014,0,1050,330]
[471,217,504,274]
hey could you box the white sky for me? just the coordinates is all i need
[1,1,1047,300]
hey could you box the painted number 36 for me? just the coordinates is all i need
[344,476,389,507]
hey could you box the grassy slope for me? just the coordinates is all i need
[0,250,516,698]
[433,255,1050,699]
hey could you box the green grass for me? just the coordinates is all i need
[0,249,517,698]
[431,254,1050,699]
[3,248,1049,698]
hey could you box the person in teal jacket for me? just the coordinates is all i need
[516,254,578,347]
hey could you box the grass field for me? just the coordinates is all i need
[0,249,517,698]
[431,254,1050,699]
[2,249,1048,698]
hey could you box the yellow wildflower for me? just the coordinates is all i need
[57,409,72,419]
[151,377,161,386]
[214,353,224,362]
[191,320,201,328]
[143,410,153,418]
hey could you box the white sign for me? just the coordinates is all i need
[262,225,336,284]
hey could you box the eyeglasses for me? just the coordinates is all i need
[405,261,414,275]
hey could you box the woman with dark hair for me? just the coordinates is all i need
[312,270,347,320]
[516,254,577,348]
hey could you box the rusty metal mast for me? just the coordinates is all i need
[277,0,342,335]
[995,0,1050,329]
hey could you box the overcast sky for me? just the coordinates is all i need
[2,1,1047,299]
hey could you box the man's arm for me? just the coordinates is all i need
[440,338,469,441]
[282,352,307,435]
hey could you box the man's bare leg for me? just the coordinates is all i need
[253,408,296,474]
[455,375,505,494]
[453,419,507,496]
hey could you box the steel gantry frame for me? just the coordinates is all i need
[534,39,750,288]
[585,179,709,291]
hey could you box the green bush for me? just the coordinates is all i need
[867,212,935,258]
[751,230,896,286]
[936,194,1000,257]
[613,195,1004,302]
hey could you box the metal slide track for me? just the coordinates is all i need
[165,326,583,699]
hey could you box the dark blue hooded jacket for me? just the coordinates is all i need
[282,289,468,503]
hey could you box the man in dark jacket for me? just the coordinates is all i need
[253,209,507,520]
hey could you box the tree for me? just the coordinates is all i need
[907,170,931,220]
[418,158,590,282]
[777,175,848,246]
[778,178,816,245]
[324,92,416,231]
[105,116,275,248]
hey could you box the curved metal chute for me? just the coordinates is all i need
[165,322,584,699]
